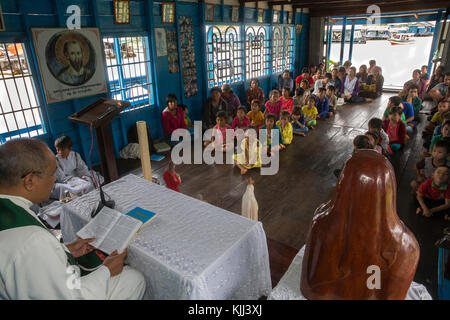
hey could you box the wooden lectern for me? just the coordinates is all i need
[68,98,129,183]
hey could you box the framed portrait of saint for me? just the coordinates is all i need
[205,4,214,22]
[113,0,130,24]
[231,6,239,23]
[273,10,279,24]
[257,9,264,23]
[296,24,303,34]
[0,4,5,31]
[162,2,175,24]
[31,28,107,104]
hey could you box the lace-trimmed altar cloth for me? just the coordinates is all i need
[268,246,432,300]
[60,174,272,300]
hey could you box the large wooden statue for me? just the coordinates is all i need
[300,150,420,299]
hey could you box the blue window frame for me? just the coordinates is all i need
[245,25,270,79]
[103,36,154,112]
[0,42,44,143]
[272,26,295,73]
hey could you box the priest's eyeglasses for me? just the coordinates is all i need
[21,170,57,179]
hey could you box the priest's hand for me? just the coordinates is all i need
[103,249,127,277]
[66,237,96,258]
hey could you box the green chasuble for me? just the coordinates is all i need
[0,198,103,274]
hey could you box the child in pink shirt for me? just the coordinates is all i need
[280,87,294,114]
[231,106,251,130]
[204,111,233,152]
[264,89,282,119]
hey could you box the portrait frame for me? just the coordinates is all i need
[0,4,5,31]
[113,0,130,24]
[288,11,293,24]
[155,28,168,57]
[273,10,279,24]
[257,9,264,23]
[295,24,303,34]
[231,6,239,23]
[31,28,107,104]
[162,2,175,24]
[205,3,214,22]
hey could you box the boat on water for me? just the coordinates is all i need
[388,33,415,45]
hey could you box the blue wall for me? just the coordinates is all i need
[0,0,310,166]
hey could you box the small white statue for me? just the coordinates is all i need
[242,177,258,221]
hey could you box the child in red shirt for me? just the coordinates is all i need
[264,89,282,119]
[280,87,294,114]
[382,106,406,153]
[163,161,181,192]
[161,94,187,141]
[231,106,251,130]
[416,165,450,220]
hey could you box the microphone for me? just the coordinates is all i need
[91,183,115,217]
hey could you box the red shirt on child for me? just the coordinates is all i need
[280,96,294,114]
[163,170,181,192]
[382,119,406,146]
[265,101,282,117]
[417,178,450,201]
[231,116,251,129]
[161,106,187,138]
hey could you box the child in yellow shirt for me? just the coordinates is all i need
[302,95,319,129]
[276,111,293,145]
[247,99,264,130]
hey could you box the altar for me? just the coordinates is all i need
[59,174,272,300]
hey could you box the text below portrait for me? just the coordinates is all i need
[31,28,107,104]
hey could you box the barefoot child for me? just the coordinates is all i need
[291,106,308,136]
[233,130,262,175]
[276,111,293,145]
[302,95,319,129]
[416,165,450,220]
[163,160,181,192]
[326,85,337,117]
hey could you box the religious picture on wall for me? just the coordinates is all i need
[31,28,107,104]
[296,24,303,34]
[166,30,179,73]
[205,4,214,22]
[0,4,5,31]
[288,11,293,24]
[257,9,264,23]
[162,2,175,24]
[179,16,198,98]
[231,6,239,23]
[113,0,130,24]
[273,10,279,24]
[155,28,167,57]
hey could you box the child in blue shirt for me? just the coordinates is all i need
[290,106,308,136]
[315,87,329,119]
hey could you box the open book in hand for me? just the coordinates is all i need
[76,206,156,255]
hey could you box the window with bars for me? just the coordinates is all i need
[206,25,243,88]
[103,36,154,112]
[245,26,270,79]
[0,43,44,143]
[272,26,295,73]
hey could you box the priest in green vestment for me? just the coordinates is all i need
[0,138,146,299]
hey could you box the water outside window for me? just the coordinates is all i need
[327,22,435,88]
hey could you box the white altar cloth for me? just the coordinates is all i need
[60,174,272,300]
[268,246,432,300]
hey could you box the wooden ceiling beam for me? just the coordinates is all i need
[270,0,416,9]
[309,2,449,17]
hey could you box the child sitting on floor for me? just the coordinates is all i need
[163,160,181,192]
[232,106,251,130]
[416,165,450,220]
[423,100,450,147]
[326,85,337,117]
[302,95,319,129]
[432,111,450,142]
[411,140,450,194]
[52,136,104,200]
[293,87,306,109]
[260,113,285,154]
[368,117,389,155]
[365,131,382,154]
[264,89,283,119]
[333,135,372,178]
[204,111,233,152]
[247,99,265,130]
[280,87,294,114]
[382,106,406,153]
[315,87,329,119]
[180,104,193,129]
[291,106,308,137]
[233,130,262,175]
[429,120,450,153]
[276,111,294,146]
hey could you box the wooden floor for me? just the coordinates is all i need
[117,93,449,298]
